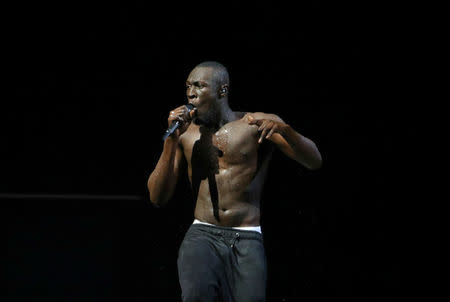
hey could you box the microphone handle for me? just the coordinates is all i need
[161,104,195,141]
[162,120,181,140]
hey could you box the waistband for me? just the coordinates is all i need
[190,220,263,241]
[193,219,262,234]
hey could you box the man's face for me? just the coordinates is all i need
[186,67,219,121]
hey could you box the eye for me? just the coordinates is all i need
[193,82,205,88]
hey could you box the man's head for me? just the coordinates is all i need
[193,61,229,91]
[186,61,230,123]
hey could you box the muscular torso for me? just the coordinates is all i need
[179,112,273,227]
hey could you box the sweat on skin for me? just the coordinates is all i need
[147,62,322,227]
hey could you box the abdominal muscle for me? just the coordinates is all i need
[189,163,265,227]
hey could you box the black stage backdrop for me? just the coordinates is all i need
[4,1,410,301]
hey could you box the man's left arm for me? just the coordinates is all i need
[248,113,322,170]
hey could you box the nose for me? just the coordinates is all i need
[186,86,194,96]
[187,90,197,101]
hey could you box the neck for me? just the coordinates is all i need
[198,98,236,129]
[216,99,235,127]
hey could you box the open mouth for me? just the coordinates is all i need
[188,95,198,106]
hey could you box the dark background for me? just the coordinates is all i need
[4,0,410,301]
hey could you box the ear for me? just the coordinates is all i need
[219,84,229,98]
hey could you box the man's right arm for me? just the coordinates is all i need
[147,104,194,207]
[147,136,185,207]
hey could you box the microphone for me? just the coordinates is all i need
[162,104,195,140]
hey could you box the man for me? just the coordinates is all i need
[147,61,322,302]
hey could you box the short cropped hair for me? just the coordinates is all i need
[195,61,229,89]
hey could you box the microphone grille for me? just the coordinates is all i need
[186,103,195,112]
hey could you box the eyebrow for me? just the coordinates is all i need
[186,80,208,85]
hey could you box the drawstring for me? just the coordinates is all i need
[230,232,240,248]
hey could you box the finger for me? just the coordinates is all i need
[170,111,181,119]
[170,109,180,116]
[266,126,277,139]
[259,120,273,131]
[259,126,270,143]
[174,110,186,122]
[177,107,187,114]
[258,120,268,131]
[175,108,188,119]
[259,129,268,143]
[171,106,184,114]
[169,111,179,122]
[189,107,197,119]
[249,117,262,125]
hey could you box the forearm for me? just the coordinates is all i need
[147,137,179,207]
[281,124,323,170]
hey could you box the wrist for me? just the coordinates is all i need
[280,123,291,136]
[163,134,179,148]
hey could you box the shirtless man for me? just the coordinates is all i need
[147,61,322,302]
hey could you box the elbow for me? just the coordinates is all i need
[148,190,168,208]
[149,196,164,208]
[147,174,175,208]
[305,150,323,171]
[296,157,322,170]
[147,179,166,208]
[309,157,323,170]
[309,143,323,170]
[148,186,172,208]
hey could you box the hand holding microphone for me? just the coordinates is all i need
[163,104,196,140]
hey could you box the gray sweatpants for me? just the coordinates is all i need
[177,223,267,302]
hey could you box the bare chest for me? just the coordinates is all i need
[181,120,258,167]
